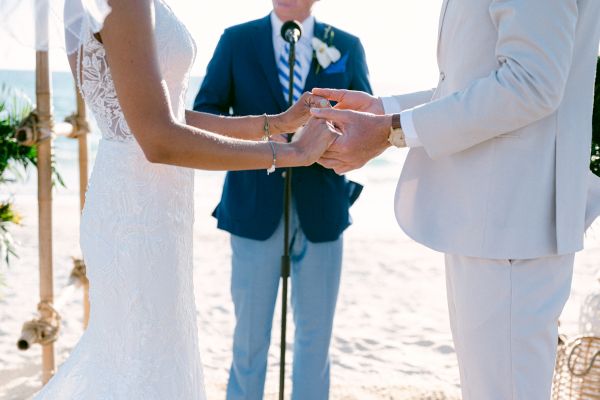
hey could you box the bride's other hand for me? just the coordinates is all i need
[311,88,384,115]
[273,92,331,134]
[291,117,340,166]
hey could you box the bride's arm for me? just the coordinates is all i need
[184,92,325,141]
[184,112,271,141]
[92,0,335,170]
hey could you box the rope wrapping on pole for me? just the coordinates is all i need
[69,258,89,287]
[17,301,61,351]
[15,110,53,146]
[64,111,90,139]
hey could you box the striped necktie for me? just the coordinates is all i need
[277,43,304,104]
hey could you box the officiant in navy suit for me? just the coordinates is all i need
[193,1,371,399]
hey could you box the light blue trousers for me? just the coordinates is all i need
[226,210,343,400]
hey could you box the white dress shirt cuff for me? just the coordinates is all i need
[381,96,422,148]
[380,96,402,114]
[400,109,422,148]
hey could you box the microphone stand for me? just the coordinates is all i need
[279,20,301,400]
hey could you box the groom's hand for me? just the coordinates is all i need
[312,88,385,115]
[291,117,340,166]
[310,108,392,174]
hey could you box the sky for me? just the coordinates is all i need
[0,0,443,96]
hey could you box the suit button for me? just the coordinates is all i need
[440,71,446,81]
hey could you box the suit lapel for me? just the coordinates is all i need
[303,20,325,92]
[253,15,287,111]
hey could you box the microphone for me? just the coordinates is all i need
[281,20,303,44]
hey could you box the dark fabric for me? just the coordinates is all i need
[193,15,372,242]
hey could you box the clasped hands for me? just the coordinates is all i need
[279,89,394,174]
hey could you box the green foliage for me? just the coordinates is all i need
[592,57,600,177]
[0,86,34,265]
[0,85,37,182]
[0,85,64,267]
[0,84,64,187]
[0,202,20,264]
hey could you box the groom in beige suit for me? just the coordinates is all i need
[309,0,600,398]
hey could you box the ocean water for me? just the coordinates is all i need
[0,69,404,197]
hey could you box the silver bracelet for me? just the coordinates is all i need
[267,140,277,175]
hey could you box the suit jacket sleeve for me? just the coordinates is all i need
[349,38,373,95]
[410,0,579,159]
[193,30,234,116]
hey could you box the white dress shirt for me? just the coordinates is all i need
[271,12,315,90]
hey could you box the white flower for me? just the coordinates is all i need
[311,37,341,70]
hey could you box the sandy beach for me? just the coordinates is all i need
[1,154,599,399]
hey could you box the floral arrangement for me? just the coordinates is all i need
[312,25,341,74]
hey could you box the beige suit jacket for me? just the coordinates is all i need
[384,0,600,259]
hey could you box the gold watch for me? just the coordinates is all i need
[388,113,406,148]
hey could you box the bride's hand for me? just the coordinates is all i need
[272,92,331,134]
[290,117,340,166]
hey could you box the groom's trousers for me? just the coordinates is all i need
[445,253,574,400]
[226,206,343,400]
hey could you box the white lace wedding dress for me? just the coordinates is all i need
[34,1,206,398]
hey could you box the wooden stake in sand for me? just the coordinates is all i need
[36,46,56,385]
[15,50,61,386]
[32,1,57,384]
[34,0,56,383]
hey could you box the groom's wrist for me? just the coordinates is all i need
[387,113,406,148]
[376,115,394,150]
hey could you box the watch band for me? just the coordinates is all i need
[388,113,406,148]
[392,113,402,130]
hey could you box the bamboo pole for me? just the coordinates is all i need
[76,92,88,213]
[75,90,90,329]
[35,0,55,384]
[36,49,55,385]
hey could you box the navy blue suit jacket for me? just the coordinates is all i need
[193,15,372,242]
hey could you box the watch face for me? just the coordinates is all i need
[389,128,406,148]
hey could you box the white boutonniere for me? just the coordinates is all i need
[312,26,340,74]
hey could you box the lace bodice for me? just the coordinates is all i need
[77,0,196,142]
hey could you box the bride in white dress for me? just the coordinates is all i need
[33,0,338,398]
